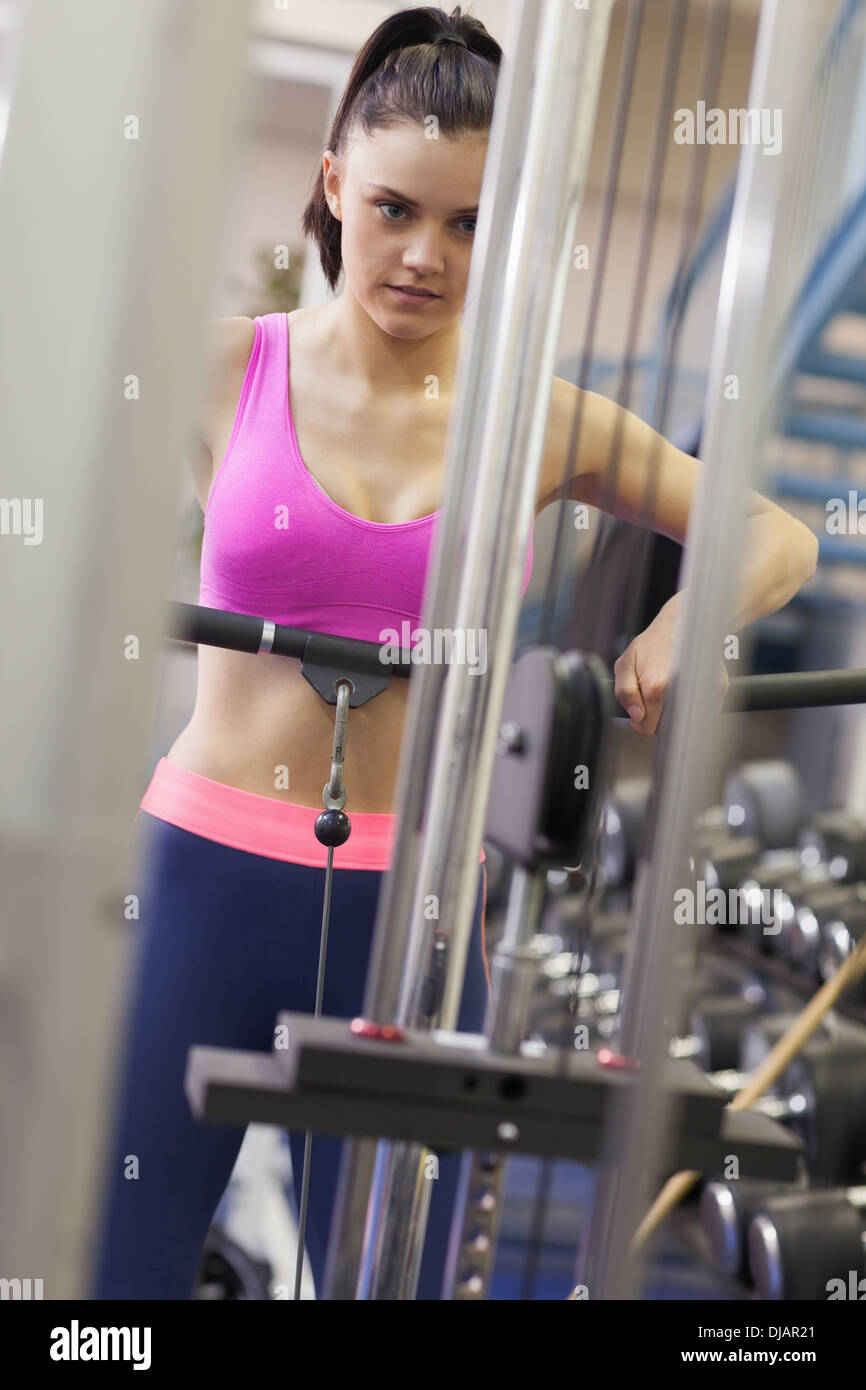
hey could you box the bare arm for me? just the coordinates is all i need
[537,379,819,734]
[537,378,819,625]
[188,316,255,512]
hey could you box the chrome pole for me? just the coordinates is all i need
[576,0,818,1300]
[324,0,614,1300]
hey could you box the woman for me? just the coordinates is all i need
[89,5,817,1301]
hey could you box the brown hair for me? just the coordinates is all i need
[301,6,502,293]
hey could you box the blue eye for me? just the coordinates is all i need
[377,202,475,234]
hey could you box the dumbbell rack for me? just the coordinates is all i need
[706,935,866,1030]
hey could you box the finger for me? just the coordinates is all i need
[634,674,666,736]
[613,666,645,727]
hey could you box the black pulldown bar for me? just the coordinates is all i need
[167,601,866,714]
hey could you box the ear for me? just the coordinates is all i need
[322,151,343,222]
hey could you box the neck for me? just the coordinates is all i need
[319,289,461,402]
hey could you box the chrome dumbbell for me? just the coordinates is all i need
[700,1169,808,1284]
[723,759,807,852]
[748,1186,866,1300]
[770,878,866,976]
[711,1019,866,1187]
[598,777,653,894]
[800,809,866,883]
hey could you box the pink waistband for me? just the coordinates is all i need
[139,757,486,872]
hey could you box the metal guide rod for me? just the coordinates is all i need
[324,0,546,1299]
[324,0,615,1300]
[440,866,548,1300]
[540,0,645,651]
[325,0,544,1296]
[576,0,817,1301]
[649,0,730,440]
[488,867,549,1054]
[0,0,253,1296]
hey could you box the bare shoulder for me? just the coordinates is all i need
[198,315,257,451]
[209,314,256,356]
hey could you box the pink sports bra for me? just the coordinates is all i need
[199,312,534,645]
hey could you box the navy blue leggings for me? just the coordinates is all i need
[88,812,490,1300]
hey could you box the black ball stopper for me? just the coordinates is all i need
[315,809,351,847]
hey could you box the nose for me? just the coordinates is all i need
[401,225,446,277]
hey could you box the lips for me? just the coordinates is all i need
[390,286,438,297]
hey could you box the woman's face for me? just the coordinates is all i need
[323,120,488,338]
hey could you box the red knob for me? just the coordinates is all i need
[597,1047,640,1071]
[349,1017,406,1042]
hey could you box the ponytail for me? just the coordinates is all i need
[301,5,501,293]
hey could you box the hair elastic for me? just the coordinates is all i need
[432,33,468,49]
